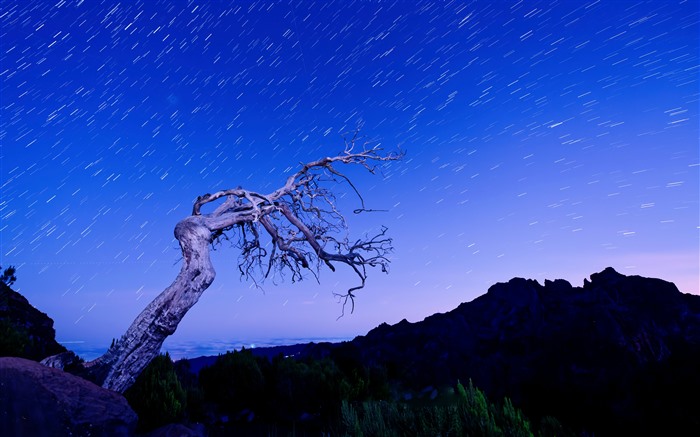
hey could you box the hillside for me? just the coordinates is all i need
[3,267,699,435]
[0,281,67,360]
[302,267,700,435]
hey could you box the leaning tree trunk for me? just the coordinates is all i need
[84,216,216,393]
[41,145,400,393]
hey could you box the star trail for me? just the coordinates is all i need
[1,0,698,359]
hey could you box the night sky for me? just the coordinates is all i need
[2,0,698,359]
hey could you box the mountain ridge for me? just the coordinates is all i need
[3,267,698,435]
[303,267,700,435]
[186,267,699,435]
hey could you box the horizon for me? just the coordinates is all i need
[56,265,694,362]
[2,0,698,354]
[55,265,698,361]
[60,335,355,362]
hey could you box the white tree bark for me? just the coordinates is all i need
[85,217,216,392]
[43,140,401,393]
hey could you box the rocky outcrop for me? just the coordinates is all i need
[0,282,66,360]
[309,267,700,435]
[0,356,137,436]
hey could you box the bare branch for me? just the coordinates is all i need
[194,140,401,312]
[62,137,402,393]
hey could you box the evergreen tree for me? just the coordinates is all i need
[199,349,266,414]
[125,352,187,432]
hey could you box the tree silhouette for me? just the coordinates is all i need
[0,266,17,287]
[44,134,401,393]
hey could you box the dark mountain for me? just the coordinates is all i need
[0,282,67,360]
[301,267,700,436]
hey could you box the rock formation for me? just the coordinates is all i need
[308,267,700,435]
[0,282,66,360]
[0,357,137,436]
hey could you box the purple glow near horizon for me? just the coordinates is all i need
[1,0,698,358]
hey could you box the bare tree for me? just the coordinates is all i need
[43,135,401,393]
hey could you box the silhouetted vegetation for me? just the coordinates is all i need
[126,348,575,435]
[0,265,16,287]
[125,352,187,432]
[333,379,571,437]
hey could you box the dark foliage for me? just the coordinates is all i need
[336,379,537,437]
[125,352,187,432]
[0,266,16,287]
[121,347,570,436]
[173,358,207,423]
[199,348,267,415]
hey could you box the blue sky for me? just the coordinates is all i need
[1,0,698,359]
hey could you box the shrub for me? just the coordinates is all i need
[199,348,266,414]
[337,380,540,437]
[456,379,499,436]
[125,352,187,432]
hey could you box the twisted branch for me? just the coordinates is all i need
[194,135,402,313]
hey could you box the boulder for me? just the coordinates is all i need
[0,357,137,436]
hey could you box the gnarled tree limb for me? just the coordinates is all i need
[43,135,402,393]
